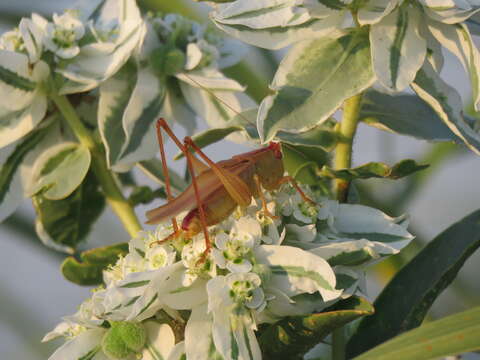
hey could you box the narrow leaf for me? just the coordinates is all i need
[61,243,128,285]
[258,29,374,142]
[353,306,480,360]
[259,296,374,360]
[321,159,429,181]
[346,208,480,357]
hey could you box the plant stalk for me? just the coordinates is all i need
[50,93,142,238]
[332,327,346,360]
[334,93,364,202]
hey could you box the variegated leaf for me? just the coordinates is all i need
[258,29,374,142]
[370,5,426,91]
[29,142,91,200]
[428,21,480,111]
[412,61,480,155]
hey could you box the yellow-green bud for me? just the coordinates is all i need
[101,326,133,360]
[149,46,186,76]
[117,322,147,352]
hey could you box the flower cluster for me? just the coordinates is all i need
[44,184,413,359]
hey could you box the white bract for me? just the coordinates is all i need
[45,182,413,359]
[44,12,85,59]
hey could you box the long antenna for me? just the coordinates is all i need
[182,72,259,126]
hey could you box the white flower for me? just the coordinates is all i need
[206,273,263,360]
[226,272,267,311]
[181,239,216,286]
[278,187,319,224]
[44,12,85,59]
[0,29,24,52]
[19,13,48,63]
[213,216,261,272]
[58,0,146,94]
[146,245,176,270]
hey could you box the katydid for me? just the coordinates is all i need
[146,118,314,257]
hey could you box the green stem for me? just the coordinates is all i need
[50,93,142,238]
[332,327,346,360]
[334,93,364,202]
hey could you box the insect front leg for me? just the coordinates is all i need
[253,174,278,220]
[183,138,212,263]
[276,176,316,205]
[155,119,180,235]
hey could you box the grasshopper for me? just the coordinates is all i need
[145,118,314,257]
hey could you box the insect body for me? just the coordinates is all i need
[146,118,312,255]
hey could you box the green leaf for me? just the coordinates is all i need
[346,208,480,357]
[321,160,429,181]
[258,29,375,142]
[412,61,480,155]
[259,296,374,360]
[352,306,480,360]
[137,159,187,193]
[128,185,166,206]
[174,111,337,160]
[174,125,243,160]
[282,143,328,185]
[61,243,129,286]
[32,172,105,253]
[0,63,36,91]
[0,126,48,222]
[360,90,462,143]
[29,142,91,200]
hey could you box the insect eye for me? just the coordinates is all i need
[269,142,282,159]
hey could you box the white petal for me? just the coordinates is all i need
[332,203,413,240]
[254,245,342,301]
[226,259,253,273]
[185,43,203,71]
[142,322,175,360]
[47,328,105,360]
[185,304,220,360]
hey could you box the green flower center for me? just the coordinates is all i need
[229,280,255,304]
[53,28,77,48]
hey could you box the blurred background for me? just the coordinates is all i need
[1,1,479,359]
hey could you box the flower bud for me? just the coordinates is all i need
[117,321,147,352]
[101,326,133,360]
[149,46,186,76]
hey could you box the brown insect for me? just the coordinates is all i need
[145,118,314,258]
